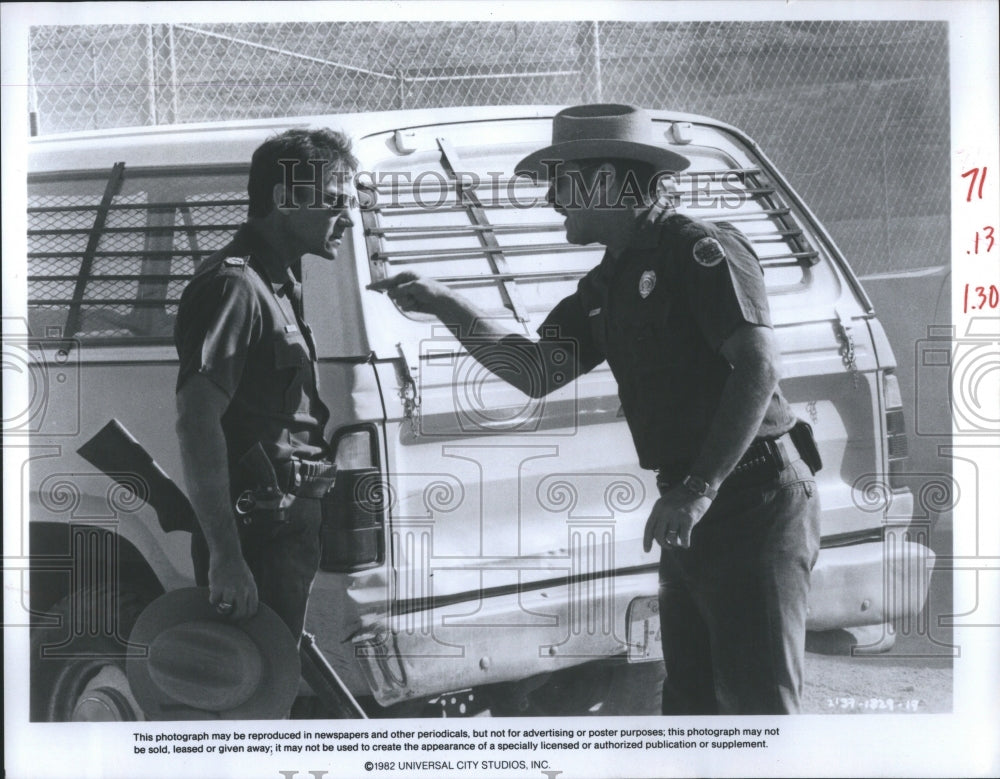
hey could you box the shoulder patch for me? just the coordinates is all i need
[223,256,247,267]
[638,270,657,298]
[692,236,726,267]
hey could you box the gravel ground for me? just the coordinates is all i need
[802,529,954,716]
[803,640,952,715]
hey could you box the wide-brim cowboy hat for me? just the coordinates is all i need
[126,587,300,720]
[515,104,691,180]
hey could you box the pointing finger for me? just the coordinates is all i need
[367,273,415,292]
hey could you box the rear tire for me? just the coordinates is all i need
[30,586,152,721]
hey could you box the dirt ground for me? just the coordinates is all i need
[802,631,953,715]
[802,526,953,716]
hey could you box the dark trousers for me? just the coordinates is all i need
[191,496,323,639]
[658,457,821,714]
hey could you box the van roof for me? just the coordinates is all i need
[28,104,747,174]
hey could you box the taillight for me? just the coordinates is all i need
[319,425,385,572]
[883,371,909,488]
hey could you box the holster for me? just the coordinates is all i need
[234,442,336,525]
[789,419,823,475]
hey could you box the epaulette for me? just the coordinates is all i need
[214,254,251,276]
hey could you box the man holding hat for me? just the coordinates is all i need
[174,128,356,637]
[369,104,821,714]
[126,587,301,720]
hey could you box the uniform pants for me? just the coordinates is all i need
[191,496,323,639]
[657,457,821,714]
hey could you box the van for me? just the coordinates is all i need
[22,105,934,719]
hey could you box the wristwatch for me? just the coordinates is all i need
[681,475,718,501]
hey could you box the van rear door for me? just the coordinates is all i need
[353,112,892,631]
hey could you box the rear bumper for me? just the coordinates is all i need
[806,532,936,631]
[351,534,935,705]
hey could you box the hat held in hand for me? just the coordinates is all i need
[516,103,691,180]
[126,587,300,720]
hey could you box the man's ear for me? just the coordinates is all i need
[272,182,294,212]
[595,161,617,188]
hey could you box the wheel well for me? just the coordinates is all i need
[28,522,165,620]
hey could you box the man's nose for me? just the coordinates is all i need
[336,211,354,228]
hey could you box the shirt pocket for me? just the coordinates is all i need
[273,333,311,415]
[626,294,679,371]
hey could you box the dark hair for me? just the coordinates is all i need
[247,128,359,219]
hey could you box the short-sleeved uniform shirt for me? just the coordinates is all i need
[538,205,796,471]
[174,224,331,476]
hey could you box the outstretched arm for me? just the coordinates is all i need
[369,272,574,398]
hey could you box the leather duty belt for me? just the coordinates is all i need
[277,458,338,498]
[657,430,802,490]
[235,459,337,516]
[730,430,797,477]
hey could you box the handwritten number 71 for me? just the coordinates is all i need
[961,167,987,202]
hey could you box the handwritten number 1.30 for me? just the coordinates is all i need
[963,284,1000,313]
[961,167,987,202]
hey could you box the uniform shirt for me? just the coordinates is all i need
[537,205,796,471]
[174,224,331,473]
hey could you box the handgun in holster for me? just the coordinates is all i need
[234,442,296,523]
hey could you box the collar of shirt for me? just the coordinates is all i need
[596,200,678,278]
[631,199,679,249]
[231,222,298,294]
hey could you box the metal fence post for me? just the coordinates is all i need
[577,21,602,103]
[91,39,100,130]
[396,69,407,110]
[146,25,158,125]
[28,42,40,135]
[593,21,603,103]
[167,24,180,124]
[880,103,894,265]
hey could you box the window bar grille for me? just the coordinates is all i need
[436,137,530,323]
[743,169,818,266]
[178,205,202,270]
[64,161,126,338]
[134,206,177,336]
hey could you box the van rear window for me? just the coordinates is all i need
[364,136,823,329]
[27,165,247,344]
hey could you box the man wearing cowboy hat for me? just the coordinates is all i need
[369,104,821,715]
[175,128,355,635]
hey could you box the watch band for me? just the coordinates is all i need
[681,475,718,501]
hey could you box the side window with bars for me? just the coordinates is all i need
[27,164,248,344]
[363,134,822,333]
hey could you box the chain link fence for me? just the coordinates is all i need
[28,21,949,275]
